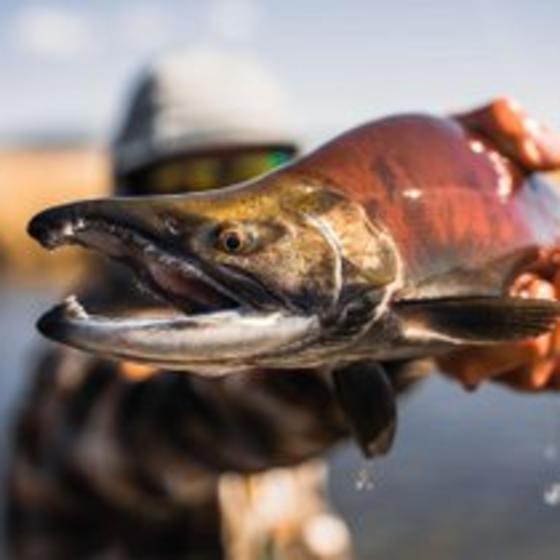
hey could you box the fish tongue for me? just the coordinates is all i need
[147,262,234,311]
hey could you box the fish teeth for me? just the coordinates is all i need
[59,218,85,239]
[63,295,89,320]
[61,223,75,237]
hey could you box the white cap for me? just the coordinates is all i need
[113,49,295,176]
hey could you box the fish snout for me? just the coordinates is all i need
[28,203,83,249]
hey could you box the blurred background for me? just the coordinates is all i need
[1,1,560,558]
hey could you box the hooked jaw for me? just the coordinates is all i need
[28,197,320,374]
[29,200,244,309]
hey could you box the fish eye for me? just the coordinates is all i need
[216,225,254,255]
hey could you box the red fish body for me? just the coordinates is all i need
[296,105,560,298]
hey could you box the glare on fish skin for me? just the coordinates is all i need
[488,151,513,200]
[402,188,422,200]
[469,140,485,154]
[468,139,512,200]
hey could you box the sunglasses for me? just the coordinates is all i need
[130,148,296,195]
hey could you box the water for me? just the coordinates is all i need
[543,444,558,463]
[0,288,58,557]
[542,401,560,507]
[354,461,375,492]
[329,375,560,559]
[543,483,560,507]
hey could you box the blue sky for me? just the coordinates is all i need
[0,0,559,145]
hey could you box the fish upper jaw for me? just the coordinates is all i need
[28,199,254,314]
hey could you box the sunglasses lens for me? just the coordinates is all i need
[148,158,220,193]
[226,150,293,184]
[143,149,295,195]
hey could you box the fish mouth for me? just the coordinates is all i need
[28,204,244,314]
[28,199,319,374]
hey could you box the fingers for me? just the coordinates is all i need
[501,271,560,390]
[455,97,560,173]
[510,271,556,299]
[439,267,560,392]
[437,340,543,390]
[547,367,560,390]
[495,360,556,392]
[495,358,560,392]
[490,97,560,171]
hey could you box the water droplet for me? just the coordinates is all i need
[544,444,558,462]
[354,463,375,492]
[543,483,560,507]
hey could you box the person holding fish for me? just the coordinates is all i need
[8,50,352,560]
[13,45,560,560]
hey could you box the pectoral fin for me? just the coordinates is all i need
[332,361,397,458]
[396,296,560,344]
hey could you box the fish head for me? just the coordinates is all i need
[28,171,400,373]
